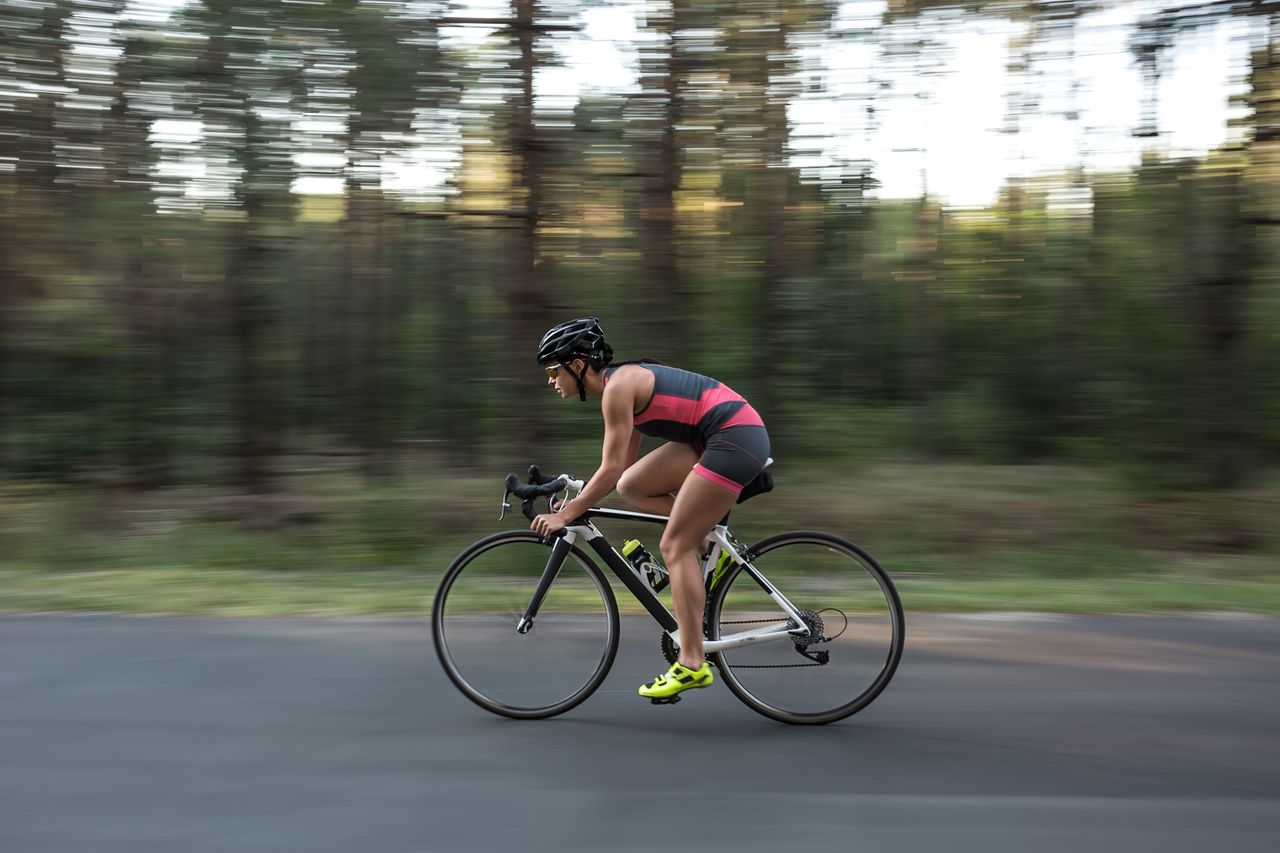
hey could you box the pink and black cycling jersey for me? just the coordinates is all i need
[603,363,764,449]
[603,362,770,496]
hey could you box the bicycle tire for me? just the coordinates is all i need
[708,530,904,725]
[433,530,620,719]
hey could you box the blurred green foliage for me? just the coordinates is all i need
[0,0,1278,600]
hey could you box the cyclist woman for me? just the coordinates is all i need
[530,317,771,702]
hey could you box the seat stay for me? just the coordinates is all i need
[705,526,809,624]
[541,478,804,650]
[668,526,811,652]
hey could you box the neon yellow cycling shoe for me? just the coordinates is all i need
[639,660,714,704]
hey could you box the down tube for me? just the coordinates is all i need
[585,538,678,632]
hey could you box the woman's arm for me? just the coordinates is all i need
[549,380,635,522]
[626,428,643,467]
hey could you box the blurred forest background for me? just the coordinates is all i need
[1,0,1278,610]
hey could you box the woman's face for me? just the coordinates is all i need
[545,358,584,398]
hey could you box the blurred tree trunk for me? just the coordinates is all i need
[363,193,390,478]
[336,214,359,449]
[122,248,172,486]
[343,1,421,476]
[0,0,69,471]
[340,176,384,473]
[1176,23,1278,490]
[843,187,886,400]
[199,15,280,495]
[1059,184,1099,440]
[111,32,172,487]
[26,2,67,205]
[437,231,474,465]
[637,0,689,361]
[508,0,551,457]
[902,200,944,405]
[1182,168,1252,490]
[0,211,11,470]
[227,217,271,494]
[728,1,834,425]
[300,227,330,441]
[903,200,948,451]
[1049,12,1097,441]
[749,15,793,426]
[1176,19,1278,490]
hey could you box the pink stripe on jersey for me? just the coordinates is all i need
[693,464,744,494]
[634,393,701,427]
[720,405,765,430]
[699,384,747,409]
[634,382,748,428]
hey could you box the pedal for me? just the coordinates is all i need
[649,695,682,705]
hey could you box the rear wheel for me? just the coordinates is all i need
[433,531,620,719]
[708,531,904,725]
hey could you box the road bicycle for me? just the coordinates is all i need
[432,464,904,725]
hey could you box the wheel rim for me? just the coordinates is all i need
[435,535,616,715]
[711,536,903,721]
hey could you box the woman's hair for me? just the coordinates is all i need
[607,358,666,369]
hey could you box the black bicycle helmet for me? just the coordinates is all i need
[537,317,614,401]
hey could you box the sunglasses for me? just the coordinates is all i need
[545,360,583,380]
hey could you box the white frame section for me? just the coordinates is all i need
[548,470,807,655]
[668,525,810,654]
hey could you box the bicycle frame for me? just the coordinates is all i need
[516,505,812,654]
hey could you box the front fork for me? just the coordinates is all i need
[515,531,576,634]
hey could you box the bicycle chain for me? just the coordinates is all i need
[701,548,830,669]
[703,613,829,669]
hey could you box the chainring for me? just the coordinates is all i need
[660,632,679,665]
[660,602,716,665]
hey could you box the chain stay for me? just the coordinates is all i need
[714,617,830,669]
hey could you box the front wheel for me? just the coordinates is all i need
[708,531,904,725]
[433,530,620,719]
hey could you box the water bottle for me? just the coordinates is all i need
[622,539,668,592]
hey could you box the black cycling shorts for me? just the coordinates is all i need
[692,425,771,495]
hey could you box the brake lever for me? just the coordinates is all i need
[500,473,521,520]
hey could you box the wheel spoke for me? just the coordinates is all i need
[710,533,904,724]
[433,533,619,719]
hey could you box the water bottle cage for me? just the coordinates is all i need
[626,547,668,593]
[643,562,669,593]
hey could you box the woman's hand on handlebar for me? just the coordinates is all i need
[531,512,567,540]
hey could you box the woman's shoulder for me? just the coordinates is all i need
[604,362,653,386]
[607,361,651,375]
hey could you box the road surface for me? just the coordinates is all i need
[2,612,1277,852]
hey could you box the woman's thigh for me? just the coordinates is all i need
[660,470,739,557]
[617,441,698,502]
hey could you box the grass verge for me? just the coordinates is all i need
[2,459,1277,616]
[2,567,1278,616]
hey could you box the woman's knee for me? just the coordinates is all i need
[659,530,699,565]
[616,468,646,504]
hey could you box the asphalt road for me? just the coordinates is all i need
[2,612,1278,852]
